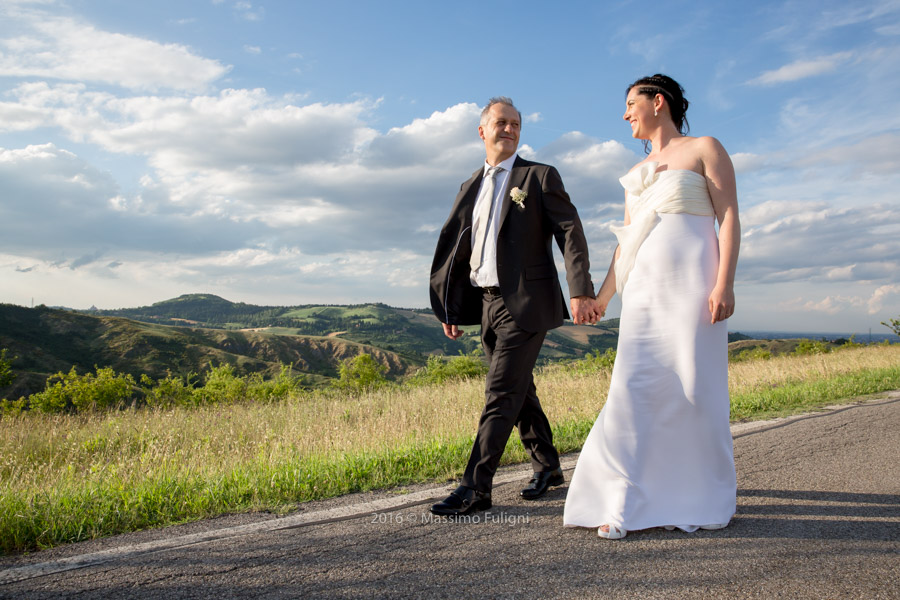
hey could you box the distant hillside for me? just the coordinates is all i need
[0,295,623,399]
[727,338,815,357]
[0,304,416,399]
[2,294,846,401]
[88,294,621,361]
[91,295,479,357]
[728,331,752,343]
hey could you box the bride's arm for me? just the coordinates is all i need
[595,194,631,314]
[595,255,617,314]
[698,136,740,324]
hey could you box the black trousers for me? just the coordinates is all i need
[460,289,561,492]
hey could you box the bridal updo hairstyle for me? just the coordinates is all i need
[627,74,690,136]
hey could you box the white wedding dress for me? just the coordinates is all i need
[563,163,736,532]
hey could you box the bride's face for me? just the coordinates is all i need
[623,88,656,140]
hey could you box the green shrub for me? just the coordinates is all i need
[408,351,488,386]
[191,364,247,405]
[839,335,865,350]
[0,396,27,416]
[566,348,617,375]
[15,362,308,414]
[29,366,136,413]
[792,339,831,356]
[332,354,389,393]
[732,347,772,362]
[246,364,307,402]
[141,372,196,408]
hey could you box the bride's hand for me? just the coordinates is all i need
[708,284,735,324]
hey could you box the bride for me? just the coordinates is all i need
[563,74,741,539]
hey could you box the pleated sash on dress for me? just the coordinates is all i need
[611,161,715,296]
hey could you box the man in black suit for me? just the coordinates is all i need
[429,97,601,516]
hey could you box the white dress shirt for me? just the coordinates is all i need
[470,153,517,288]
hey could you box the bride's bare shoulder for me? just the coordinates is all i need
[686,135,727,153]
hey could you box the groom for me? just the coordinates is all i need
[429,97,600,516]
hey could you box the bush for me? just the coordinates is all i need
[408,351,488,386]
[191,364,247,405]
[13,361,308,415]
[141,372,196,408]
[332,354,389,393]
[0,396,27,416]
[246,364,307,402]
[839,335,865,350]
[566,348,617,375]
[792,339,831,356]
[732,347,772,362]
[29,366,136,413]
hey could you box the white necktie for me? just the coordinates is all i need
[470,166,502,275]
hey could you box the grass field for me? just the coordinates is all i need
[1,344,898,554]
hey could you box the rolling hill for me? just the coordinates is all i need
[90,294,621,360]
[0,295,622,399]
[0,303,414,399]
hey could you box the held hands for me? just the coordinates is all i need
[443,295,605,336]
[708,284,735,324]
[570,296,604,325]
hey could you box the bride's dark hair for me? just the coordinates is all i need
[627,74,690,152]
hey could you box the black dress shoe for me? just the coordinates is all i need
[520,467,565,500]
[430,485,492,516]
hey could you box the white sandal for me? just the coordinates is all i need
[700,522,729,530]
[598,524,627,539]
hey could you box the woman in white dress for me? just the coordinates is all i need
[563,74,740,539]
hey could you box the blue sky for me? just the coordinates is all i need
[1,0,899,334]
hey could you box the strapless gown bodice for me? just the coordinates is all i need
[611,162,715,296]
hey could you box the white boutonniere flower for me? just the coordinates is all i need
[510,187,527,209]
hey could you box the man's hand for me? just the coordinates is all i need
[570,296,603,325]
[442,322,464,340]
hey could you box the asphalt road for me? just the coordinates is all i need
[2,392,899,599]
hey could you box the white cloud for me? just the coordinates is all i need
[533,132,637,218]
[364,103,482,168]
[538,133,633,177]
[0,142,260,263]
[747,52,853,85]
[234,1,265,22]
[739,200,900,287]
[816,2,900,31]
[869,284,900,314]
[793,133,900,175]
[779,295,865,315]
[775,283,900,322]
[0,99,49,132]
[0,11,229,92]
[875,22,900,35]
[731,153,768,174]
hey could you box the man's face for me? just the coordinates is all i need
[479,103,520,163]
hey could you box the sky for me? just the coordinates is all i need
[1,0,899,335]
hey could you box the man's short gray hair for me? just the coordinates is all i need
[480,97,522,125]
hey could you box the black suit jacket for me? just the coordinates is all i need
[429,156,594,333]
